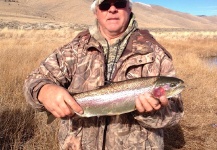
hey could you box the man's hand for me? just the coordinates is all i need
[38,84,83,118]
[135,92,168,113]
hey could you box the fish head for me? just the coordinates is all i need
[153,76,185,98]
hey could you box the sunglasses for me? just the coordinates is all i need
[99,1,127,11]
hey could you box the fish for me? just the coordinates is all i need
[47,76,185,124]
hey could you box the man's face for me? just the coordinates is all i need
[95,0,131,37]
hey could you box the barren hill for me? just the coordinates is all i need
[0,0,217,29]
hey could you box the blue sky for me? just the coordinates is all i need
[135,0,217,16]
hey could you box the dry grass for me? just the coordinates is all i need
[0,28,217,150]
[156,36,217,150]
[0,28,79,150]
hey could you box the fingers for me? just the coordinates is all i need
[136,93,168,113]
[45,98,72,118]
[50,95,83,118]
[158,95,168,106]
[50,106,66,118]
[64,94,83,115]
[38,84,83,118]
[135,98,146,113]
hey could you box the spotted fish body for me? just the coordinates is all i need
[47,76,185,123]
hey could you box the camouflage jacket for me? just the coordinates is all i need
[24,29,183,150]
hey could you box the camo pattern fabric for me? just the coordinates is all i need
[24,19,184,150]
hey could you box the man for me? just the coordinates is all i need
[24,0,184,149]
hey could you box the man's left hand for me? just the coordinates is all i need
[135,93,168,113]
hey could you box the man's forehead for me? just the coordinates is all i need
[94,0,126,4]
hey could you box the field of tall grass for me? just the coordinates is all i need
[0,27,217,150]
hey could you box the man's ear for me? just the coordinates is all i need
[94,11,98,20]
[94,9,98,19]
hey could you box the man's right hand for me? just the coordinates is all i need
[38,84,83,118]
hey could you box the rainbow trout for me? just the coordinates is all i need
[47,76,185,124]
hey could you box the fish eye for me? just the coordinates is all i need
[170,83,177,87]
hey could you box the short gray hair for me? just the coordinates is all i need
[91,0,133,14]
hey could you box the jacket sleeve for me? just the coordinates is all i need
[23,42,77,111]
[133,43,184,128]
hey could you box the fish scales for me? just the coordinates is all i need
[74,77,158,117]
[47,76,185,124]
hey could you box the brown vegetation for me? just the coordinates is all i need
[156,36,217,150]
[0,0,217,29]
[0,28,217,150]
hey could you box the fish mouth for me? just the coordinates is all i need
[177,81,185,90]
[167,83,185,98]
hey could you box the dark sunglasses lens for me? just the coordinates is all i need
[99,1,127,11]
[114,1,127,9]
[99,3,111,10]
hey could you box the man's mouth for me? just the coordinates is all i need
[108,18,119,20]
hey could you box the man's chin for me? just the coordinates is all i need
[107,26,124,34]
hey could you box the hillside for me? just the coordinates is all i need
[0,0,217,29]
